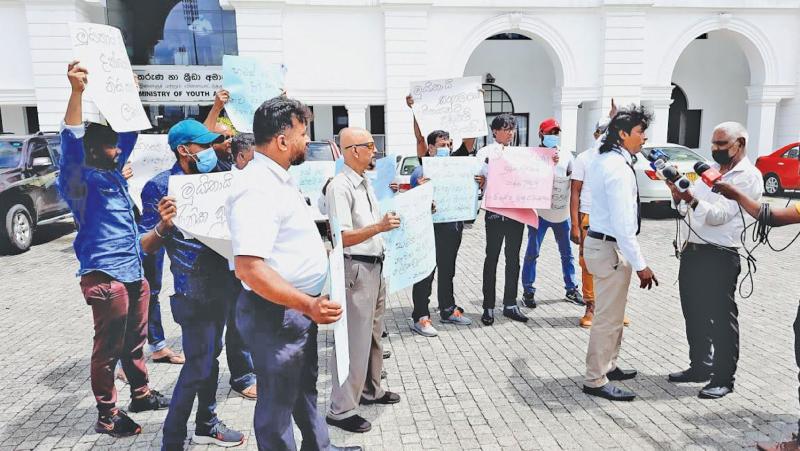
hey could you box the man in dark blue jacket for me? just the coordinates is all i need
[57,61,169,438]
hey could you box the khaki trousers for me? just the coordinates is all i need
[328,258,386,420]
[583,236,632,388]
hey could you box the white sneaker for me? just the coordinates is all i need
[411,316,438,337]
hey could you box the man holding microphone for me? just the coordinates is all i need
[583,105,658,402]
[665,122,762,399]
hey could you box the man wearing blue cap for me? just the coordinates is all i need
[139,119,245,449]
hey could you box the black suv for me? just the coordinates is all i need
[0,132,71,253]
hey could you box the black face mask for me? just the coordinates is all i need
[711,150,732,165]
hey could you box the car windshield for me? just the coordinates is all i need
[306,142,334,162]
[400,157,420,175]
[0,140,24,168]
[642,146,702,162]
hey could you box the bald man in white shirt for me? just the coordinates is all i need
[582,105,658,402]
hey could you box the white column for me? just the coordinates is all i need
[553,87,595,153]
[229,0,284,64]
[746,85,783,158]
[381,2,431,155]
[345,104,367,129]
[599,5,647,107]
[641,85,674,144]
[24,0,103,131]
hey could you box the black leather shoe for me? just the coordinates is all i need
[331,446,363,451]
[607,367,637,381]
[503,306,529,323]
[668,367,711,383]
[361,391,401,405]
[699,383,733,399]
[481,308,494,326]
[522,291,537,308]
[326,415,372,433]
[582,384,636,401]
[383,350,391,359]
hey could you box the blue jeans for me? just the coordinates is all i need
[237,290,329,451]
[143,249,167,352]
[225,280,256,392]
[162,293,227,448]
[521,218,578,294]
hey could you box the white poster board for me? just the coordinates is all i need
[410,76,487,143]
[126,135,176,211]
[421,156,480,223]
[167,172,233,260]
[68,23,151,132]
[327,218,349,385]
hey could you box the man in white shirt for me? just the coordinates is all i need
[665,122,762,400]
[583,105,658,402]
[228,97,357,451]
[521,118,581,309]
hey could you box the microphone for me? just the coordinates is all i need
[694,161,721,187]
[646,148,670,172]
[662,166,691,192]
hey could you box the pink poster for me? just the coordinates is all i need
[484,147,556,209]
[483,205,539,228]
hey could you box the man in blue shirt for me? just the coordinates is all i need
[139,119,245,449]
[57,61,170,438]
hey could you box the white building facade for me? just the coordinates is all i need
[1,0,799,160]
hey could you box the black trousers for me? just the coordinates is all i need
[678,245,741,384]
[482,214,525,309]
[794,302,800,434]
[412,223,464,322]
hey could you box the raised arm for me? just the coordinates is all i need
[204,90,229,132]
[406,94,427,158]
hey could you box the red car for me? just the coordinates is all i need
[755,141,800,195]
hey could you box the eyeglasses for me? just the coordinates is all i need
[345,142,376,151]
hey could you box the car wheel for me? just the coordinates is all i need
[1,204,34,253]
[764,174,782,196]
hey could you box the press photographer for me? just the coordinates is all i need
[665,121,762,399]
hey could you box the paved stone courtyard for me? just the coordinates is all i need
[3,203,800,450]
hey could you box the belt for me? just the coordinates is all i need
[587,230,616,242]
[683,242,738,253]
[345,254,384,264]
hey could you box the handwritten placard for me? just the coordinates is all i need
[484,147,556,209]
[327,217,349,385]
[127,135,176,210]
[382,183,436,293]
[68,23,151,132]
[289,161,336,221]
[550,176,571,210]
[421,156,480,223]
[365,156,396,203]
[223,55,286,133]
[167,172,233,260]
[410,76,487,140]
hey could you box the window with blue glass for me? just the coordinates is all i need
[107,0,238,66]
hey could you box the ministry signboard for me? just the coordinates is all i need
[133,65,222,104]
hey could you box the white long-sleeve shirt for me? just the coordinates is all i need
[587,146,647,271]
[683,157,763,247]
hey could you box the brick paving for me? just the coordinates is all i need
[3,204,800,450]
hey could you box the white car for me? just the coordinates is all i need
[633,143,706,211]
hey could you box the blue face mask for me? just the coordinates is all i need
[436,147,450,157]
[542,135,560,149]
[191,147,218,173]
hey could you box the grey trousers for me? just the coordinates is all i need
[328,258,387,420]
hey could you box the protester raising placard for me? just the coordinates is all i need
[68,23,151,132]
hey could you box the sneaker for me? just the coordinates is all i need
[565,289,585,306]
[522,291,537,308]
[440,309,472,325]
[128,389,170,413]
[411,316,438,337]
[503,306,529,323]
[95,409,141,438]
[192,421,244,447]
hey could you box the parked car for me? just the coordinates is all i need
[0,132,71,253]
[755,141,800,196]
[395,155,420,192]
[297,140,340,239]
[634,143,706,212]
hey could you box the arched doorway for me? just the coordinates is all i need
[463,33,557,148]
[667,83,701,148]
